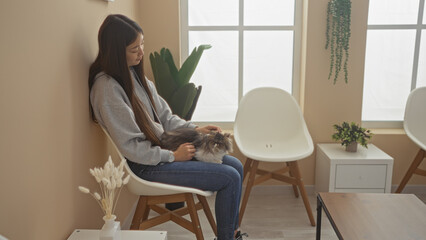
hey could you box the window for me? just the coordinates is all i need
[362,0,426,128]
[180,0,302,124]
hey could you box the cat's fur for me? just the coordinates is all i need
[161,128,233,164]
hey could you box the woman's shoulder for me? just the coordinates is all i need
[93,72,117,86]
[91,72,127,103]
[92,72,123,92]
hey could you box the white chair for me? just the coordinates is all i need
[396,87,426,193]
[234,87,316,226]
[100,127,217,239]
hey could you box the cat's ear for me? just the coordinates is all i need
[224,133,231,138]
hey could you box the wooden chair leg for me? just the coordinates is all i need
[396,149,426,193]
[242,158,253,183]
[287,162,299,198]
[289,161,316,226]
[129,193,215,240]
[139,210,173,230]
[197,195,217,236]
[185,193,204,240]
[130,196,150,230]
[239,160,259,225]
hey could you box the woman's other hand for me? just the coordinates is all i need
[173,143,196,161]
[195,125,222,134]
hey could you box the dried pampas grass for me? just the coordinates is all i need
[78,156,130,219]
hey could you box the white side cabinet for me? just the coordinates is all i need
[67,229,167,240]
[315,144,394,193]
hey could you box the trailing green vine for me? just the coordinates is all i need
[325,0,351,84]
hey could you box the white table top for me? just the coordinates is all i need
[67,229,167,240]
[317,143,393,161]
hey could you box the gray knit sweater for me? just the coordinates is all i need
[90,71,196,165]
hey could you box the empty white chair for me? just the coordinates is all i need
[101,127,217,239]
[234,87,315,226]
[396,87,426,193]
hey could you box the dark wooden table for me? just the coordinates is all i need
[316,192,426,240]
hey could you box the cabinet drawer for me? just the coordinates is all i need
[335,164,387,189]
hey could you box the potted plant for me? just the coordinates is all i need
[331,122,372,152]
[149,45,211,120]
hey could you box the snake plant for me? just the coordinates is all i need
[149,45,211,120]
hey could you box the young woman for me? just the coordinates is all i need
[88,14,246,240]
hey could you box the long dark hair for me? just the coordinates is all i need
[89,14,161,146]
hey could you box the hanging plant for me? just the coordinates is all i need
[325,0,351,84]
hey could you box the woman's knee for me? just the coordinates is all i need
[222,155,243,177]
[221,165,242,188]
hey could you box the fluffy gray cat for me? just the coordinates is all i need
[161,128,233,164]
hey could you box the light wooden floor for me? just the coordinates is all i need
[147,186,426,240]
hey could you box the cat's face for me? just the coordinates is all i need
[200,132,233,153]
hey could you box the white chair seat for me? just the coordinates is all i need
[237,139,313,162]
[125,162,213,197]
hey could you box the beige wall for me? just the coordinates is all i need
[0,0,139,239]
[1,0,425,239]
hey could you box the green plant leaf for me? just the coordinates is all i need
[177,44,212,87]
[168,83,198,118]
[163,48,179,83]
[184,86,202,120]
[160,47,166,60]
[149,51,177,103]
[149,52,160,85]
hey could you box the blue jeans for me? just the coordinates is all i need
[128,155,243,240]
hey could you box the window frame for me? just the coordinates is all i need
[362,0,426,129]
[180,0,303,128]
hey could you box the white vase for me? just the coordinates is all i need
[99,215,121,240]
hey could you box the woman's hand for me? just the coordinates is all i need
[195,125,222,134]
[173,143,196,161]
